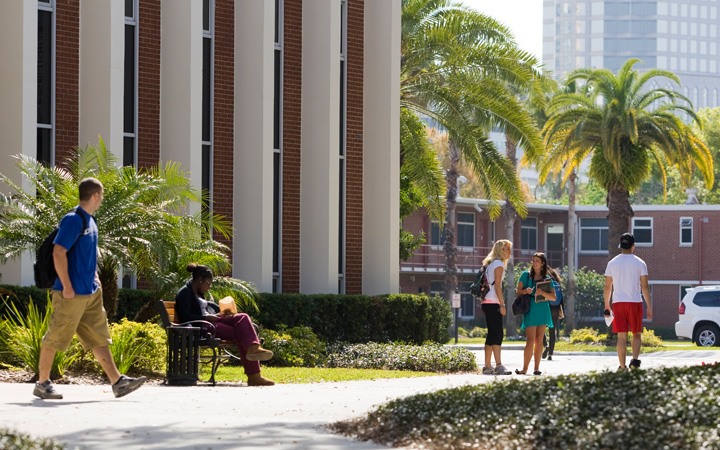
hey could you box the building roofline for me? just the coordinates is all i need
[456,197,720,213]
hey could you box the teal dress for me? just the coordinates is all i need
[519,271,554,330]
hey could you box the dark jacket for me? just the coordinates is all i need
[175,280,219,323]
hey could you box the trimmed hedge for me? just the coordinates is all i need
[326,342,477,372]
[255,293,451,344]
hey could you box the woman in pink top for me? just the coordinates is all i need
[480,239,513,375]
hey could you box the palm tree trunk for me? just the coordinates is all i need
[607,187,633,260]
[443,141,460,303]
[565,170,577,331]
[503,135,518,337]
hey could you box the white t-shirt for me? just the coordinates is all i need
[604,254,648,303]
[482,259,505,304]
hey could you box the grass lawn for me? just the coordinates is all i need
[200,365,441,384]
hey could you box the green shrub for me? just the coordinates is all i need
[256,293,451,344]
[457,327,468,337]
[116,289,154,321]
[467,326,487,338]
[260,326,326,367]
[325,342,477,372]
[569,327,604,344]
[71,319,166,376]
[333,364,720,449]
[0,295,79,378]
[0,428,65,450]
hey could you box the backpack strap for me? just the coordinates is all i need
[68,207,90,252]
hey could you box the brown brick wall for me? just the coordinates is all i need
[344,0,364,294]
[211,0,235,257]
[137,0,161,170]
[281,0,303,293]
[55,0,79,167]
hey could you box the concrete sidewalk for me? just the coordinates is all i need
[2,349,719,450]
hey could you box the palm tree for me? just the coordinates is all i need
[542,59,714,260]
[401,0,545,299]
[0,141,257,321]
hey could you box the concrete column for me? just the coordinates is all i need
[363,1,400,294]
[79,0,124,157]
[0,0,38,285]
[161,0,203,196]
[300,0,341,294]
[233,0,275,292]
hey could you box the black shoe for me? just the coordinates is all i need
[547,355,552,361]
[542,347,549,359]
[33,380,63,400]
[629,359,641,369]
[112,375,146,398]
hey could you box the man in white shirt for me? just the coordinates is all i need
[604,233,653,370]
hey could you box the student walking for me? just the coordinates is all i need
[479,239,513,376]
[604,233,653,370]
[542,268,564,361]
[34,178,146,400]
[516,252,555,375]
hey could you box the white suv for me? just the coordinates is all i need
[675,286,720,347]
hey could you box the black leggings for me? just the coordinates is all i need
[543,305,562,354]
[482,303,504,346]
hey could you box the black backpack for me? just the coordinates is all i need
[469,261,496,299]
[34,208,89,289]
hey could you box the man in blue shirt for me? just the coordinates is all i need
[34,177,145,399]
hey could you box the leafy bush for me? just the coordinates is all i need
[0,428,65,450]
[569,327,664,347]
[260,326,326,367]
[325,342,477,372]
[569,327,605,344]
[457,327,468,337]
[467,326,487,338]
[333,364,720,449]
[0,296,79,378]
[71,319,166,376]
[256,293,451,344]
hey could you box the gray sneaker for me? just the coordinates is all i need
[482,366,495,375]
[494,364,512,375]
[33,380,63,400]
[112,375,146,398]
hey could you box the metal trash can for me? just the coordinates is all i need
[166,326,200,386]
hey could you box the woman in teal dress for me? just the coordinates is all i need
[515,252,555,375]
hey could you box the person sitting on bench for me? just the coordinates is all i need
[175,263,275,386]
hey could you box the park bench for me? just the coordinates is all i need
[157,300,244,385]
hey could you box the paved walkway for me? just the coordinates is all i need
[2,348,719,450]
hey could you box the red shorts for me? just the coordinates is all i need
[612,302,644,333]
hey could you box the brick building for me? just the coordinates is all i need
[401,197,720,328]
[0,0,399,296]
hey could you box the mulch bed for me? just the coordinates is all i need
[0,369,164,385]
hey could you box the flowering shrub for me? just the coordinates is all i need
[333,364,720,449]
[325,342,477,372]
[260,326,326,367]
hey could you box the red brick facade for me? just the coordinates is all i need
[137,0,161,170]
[212,0,235,253]
[345,0,364,294]
[54,0,79,167]
[281,0,303,293]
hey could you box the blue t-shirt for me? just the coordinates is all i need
[52,207,99,295]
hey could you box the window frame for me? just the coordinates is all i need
[520,217,538,254]
[632,217,653,247]
[457,212,475,248]
[579,217,609,254]
[680,217,693,247]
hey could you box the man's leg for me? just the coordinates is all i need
[631,331,642,360]
[92,346,120,384]
[37,346,56,384]
[617,332,628,367]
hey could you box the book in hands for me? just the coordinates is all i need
[534,280,553,303]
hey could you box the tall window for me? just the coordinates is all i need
[202,0,214,211]
[457,213,475,247]
[37,0,54,165]
[680,217,693,246]
[458,281,474,319]
[632,217,653,246]
[123,0,138,167]
[521,217,537,252]
[580,218,608,253]
[338,0,347,293]
[272,0,283,293]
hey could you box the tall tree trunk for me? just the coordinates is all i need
[443,141,460,304]
[565,170,577,331]
[503,135,518,337]
[607,187,633,260]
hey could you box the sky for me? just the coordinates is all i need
[460,0,544,61]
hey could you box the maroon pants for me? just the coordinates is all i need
[213,313,261,376]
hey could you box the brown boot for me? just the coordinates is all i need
[247,372,275,386]
[246,344,273,361]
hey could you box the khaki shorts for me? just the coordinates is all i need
[42,289,113,351]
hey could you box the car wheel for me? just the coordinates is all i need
[695,324,720,347]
